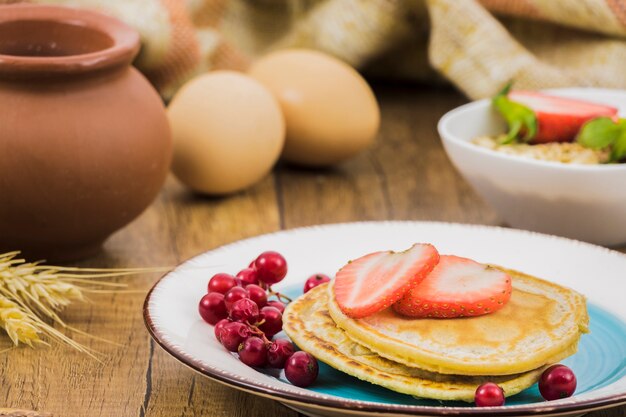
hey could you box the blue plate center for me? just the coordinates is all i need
[277,286,626,407]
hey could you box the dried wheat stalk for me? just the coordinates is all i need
[0,251,166,355]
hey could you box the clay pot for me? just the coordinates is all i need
[0,5,172,261]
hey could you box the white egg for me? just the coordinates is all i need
[168,71,285,194]
[249,49,380,167]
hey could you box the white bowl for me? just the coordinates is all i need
[438,88,626,246]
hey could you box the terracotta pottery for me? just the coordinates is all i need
[0,5,172,261]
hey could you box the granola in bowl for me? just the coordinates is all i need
[472,136,610,165]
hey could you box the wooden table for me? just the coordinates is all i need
[1,85,623,417]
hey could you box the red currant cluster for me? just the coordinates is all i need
[198,251,319,387]
[474,364,576,407]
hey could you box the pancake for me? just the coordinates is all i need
[283,284,546,402]
[328,267,589,376]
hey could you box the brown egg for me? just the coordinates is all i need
[168,71,285,195]
[248,49,380,167]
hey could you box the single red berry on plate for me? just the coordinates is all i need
[393,255,511,319]
[267,339,295,368]
[285,351,319,387]
[236,268,260,286]
[238,336,268,367]
[334,243,440,318]
[218,322,251,352]
[229,298,260,323]
[208,273,237,294]
[198,293,227,325]
[267,300,286,313]
[539,364,577,401]
[246,284,268,308]
[304,274,331,293]
[254,251,288,285]
[258,306,283,338]
[224,287,249,311]
[474,382,505,407]
[214,318,230,341]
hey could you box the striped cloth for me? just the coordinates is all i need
[7,0,626,99]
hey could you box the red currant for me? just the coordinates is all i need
[229,298,260,323]
[224,286,249,310]
[218,322,251,352]
[254,251,287,285]
[236,268,260,286]
[267,300,286,313]
[198,293,227,325]
[474,382,505,407]
[285,351,318,387]
[539,364,577,401]
[267,339,294,368]
[246,284,268,308]
[208,273,237,294]
[214,318,230,341]
[258,306,283,338]
[303,274,331,293]
[238,336,268,367]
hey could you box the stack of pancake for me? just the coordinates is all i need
[283,267,589,402]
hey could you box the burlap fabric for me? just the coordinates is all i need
[4,0,626,99]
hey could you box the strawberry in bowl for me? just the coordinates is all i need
[479,84,626,165]
[494,85,618,144]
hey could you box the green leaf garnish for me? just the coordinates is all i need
[576,117,620,149]
[611,120,626,162]
[492,82,537,144]
[577,117,626,163]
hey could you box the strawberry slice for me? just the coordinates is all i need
[393,255,512,319]
[333,243,439,319]
[508,91,618,143]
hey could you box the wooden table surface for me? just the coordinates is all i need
[1,85,624,417]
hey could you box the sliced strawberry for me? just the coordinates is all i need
[333,244,439,319]
[393,255,512,319]
[508,91,618,143]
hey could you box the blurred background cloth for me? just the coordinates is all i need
[5,0,626,99]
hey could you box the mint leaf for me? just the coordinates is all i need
[578,118,626,163]
[576,117,620,150]
[611,120,626,162]
[492,83,537,144]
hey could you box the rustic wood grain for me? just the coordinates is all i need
[0,85,623,417]
[277,85,499,227]
[0,410,50,417]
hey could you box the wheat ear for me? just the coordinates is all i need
[0,252,168,353]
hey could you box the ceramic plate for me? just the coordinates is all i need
[144,222,626,417]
